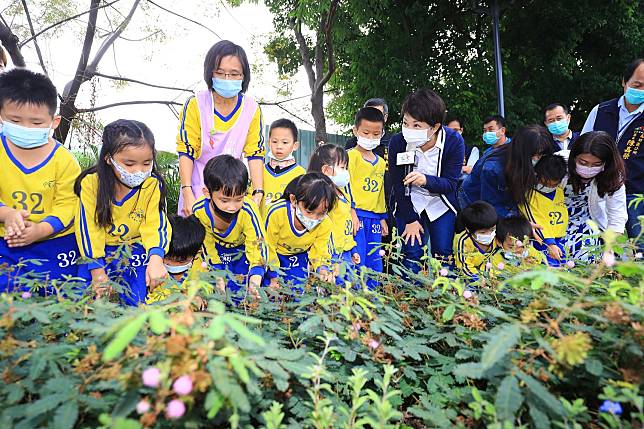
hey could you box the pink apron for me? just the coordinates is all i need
[178,90,258,214]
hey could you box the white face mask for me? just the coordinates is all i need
[503,249,529,261]
[329,167,350,188]
[294,204,322,230]
[535,184,558,194]
[111,157,151,188]
[267,149,295,162]
[402,127,433,147]
[164,261,192,275]
[474,230,496,245]
[356,135,380,151]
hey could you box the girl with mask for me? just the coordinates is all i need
[389,89,464,274]
[176,40,265,217]
[453,201,498,281]
[562,132,627,262]
[75,120,171,306]
[265,173,337,290]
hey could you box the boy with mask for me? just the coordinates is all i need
[490,215,546,270]
[346,107,387,288]
[453,201,498,279]
[0,69,81,293]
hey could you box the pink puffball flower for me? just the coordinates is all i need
[142,367,161,388]
[497,262,505,270]
[201,261,208,269]
[515,240,523,247]
[378,249,386,257]
[172,375,193,396]
[165,399,186,419]
[566,260,575,268]
[635,252,642,260]
[602,252,616,267]
[21,291,31,299]
[439,268,449,276]
[368,339,380,350]
[136,400,151,414]
[463,290,473,299]
[485,262,492,270]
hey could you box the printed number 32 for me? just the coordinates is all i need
[362,177,379,192]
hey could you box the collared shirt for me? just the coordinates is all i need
[552,129,573,151]
[582,95,644,139]
[410,129,449,221]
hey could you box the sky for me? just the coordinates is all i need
[3,0,343,152]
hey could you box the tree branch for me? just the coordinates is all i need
[148,0,221,39]
[19,0,121,48]
[93,72,192,92]
[20,0,48,75]
[290,17,316,92]
[77,99,182,113]
[0,14,25,66]
[316,0,339,92]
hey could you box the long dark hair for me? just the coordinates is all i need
[568,131,625,197]
[288,172,338,213]
[74,119,167,228]
[502,125,552,206]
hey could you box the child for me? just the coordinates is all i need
[192,155,267,295]
[147,214,206,303]
[346,107,388,288]
[260,118,306,218]
[519,154,568,266]
[308,144,360,283]
[265,172,337,288]
[0,69,81,293]
[75,120,171,306]
[453,201,498,279]
[491,215,547,268]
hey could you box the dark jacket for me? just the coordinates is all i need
[549,130,580,153]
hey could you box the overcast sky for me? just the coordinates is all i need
[4,0,341,152]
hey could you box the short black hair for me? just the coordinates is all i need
[460,201,498,233]
[483,114,506,128]
[534,154,567,183]
[292,172,337,212]
[364,98,388,115]
[0,68,58,115]
[166,214,206,261]
[543,103,570,119]
[496,215,533,243]
[445,113,463,128]
[622,58,644,83]
[0,46,7,67]
[203,154,249,196]
[401,88,446,126]
[203,40,251,93]
[308,143,348,173]
[269,118,298,141]
[354,106,385,128]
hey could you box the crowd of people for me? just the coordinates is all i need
[0,39,642,305]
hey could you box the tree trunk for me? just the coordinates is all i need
[311,91,327,143]
[0,21,26,66]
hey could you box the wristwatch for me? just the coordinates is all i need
[252,189,265,196]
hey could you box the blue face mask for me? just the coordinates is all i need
[625,87,644,105]
[1,118,52,149]
[212,78,242,99]
[547,119,569,136]
[482,131,500,145]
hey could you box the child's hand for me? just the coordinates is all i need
[530,222,544,244]
[351,209,360,236]
[146,255,168,289]
[5,222,53,247]
[181,187,196,217]
[268,277,279,291]
[401,221,424,246]
[2,208,30,237]
[215,277,226,293]
[351,252,361,265]
[547,244,563,260]
[90,268,111,299]
[248,274,262,299]
[319,269,335,284]
[380,219,389,236]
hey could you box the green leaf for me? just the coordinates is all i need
[517,372,566,417]
[453,363,485,379]
[102,314,148,361]
[229,355,250,384]
[25,393,68,417]
[207,317,226,340]
[495,375,523,421]
[148,310,169,335]
[205,390,225,419]
[585,358,603,376]
[528,403,551,429]
[225,316,265,346]
[53,400,78,429]
[481,324,521,370]
[442,304,456,322]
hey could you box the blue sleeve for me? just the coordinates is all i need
[581,105,599,134]
[423,135,465,195]
[42,216,65,234]
[480,164,515,218]
[388,133,420,225]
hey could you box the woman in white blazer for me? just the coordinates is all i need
[562,132,627,262]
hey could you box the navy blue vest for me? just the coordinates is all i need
[593,98,644,194]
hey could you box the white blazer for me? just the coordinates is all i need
[563,177,627,233]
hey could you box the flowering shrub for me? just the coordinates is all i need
[0,234,642,428]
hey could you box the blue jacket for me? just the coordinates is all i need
[461,147,518,217]
[389,127,464,225]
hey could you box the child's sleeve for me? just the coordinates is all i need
[520,201,548,243]
[264,205,281,272]
[76,176,107,269]
[243,103,266,160]
[453,235,478,279]
[176,97,202,161]
[140,178,171,258]
[241,202,268,277]
[310,218,333,272]
[41,151,81,234]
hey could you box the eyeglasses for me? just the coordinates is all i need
[213,71,243,80]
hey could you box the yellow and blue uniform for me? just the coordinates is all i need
[259,163,305,219]
[453,230,497,280]
[346,149,386,288]
[0,135,81,292]
[490,245,546,273]
[176,94,265,160]
[192,196,267,293]
[265,199,333,287]
[520,188,568,267]
[75,173,171,306]
[328,191,357,284]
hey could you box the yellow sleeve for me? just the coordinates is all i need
[240,201,268,276]
[309,217,333,271]
[520,200,547,242]
[243,103,266,159]
[139,177,171,258]
[453,233,478,278]
[264,203,282,270]
[176,96,202,160]
[76,175,107,266]
[42,149,81,235]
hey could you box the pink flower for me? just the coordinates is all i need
[368,339,379,350]
[566,260,575,268]
[378,249,386,257]
[136,400,151,414]
[165,399,186,419]
[172,375,193,396]
[351,321,361,332]
[439,268,448,276]
[635,252,642,260]
[201,261,208,268]
[485,262,492,270]
[602,252,616,267]
[463,290,473,299]
[497,262,505,270]
[515,240,523,247]
[21,291,31,299]
[142,367,161,388]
